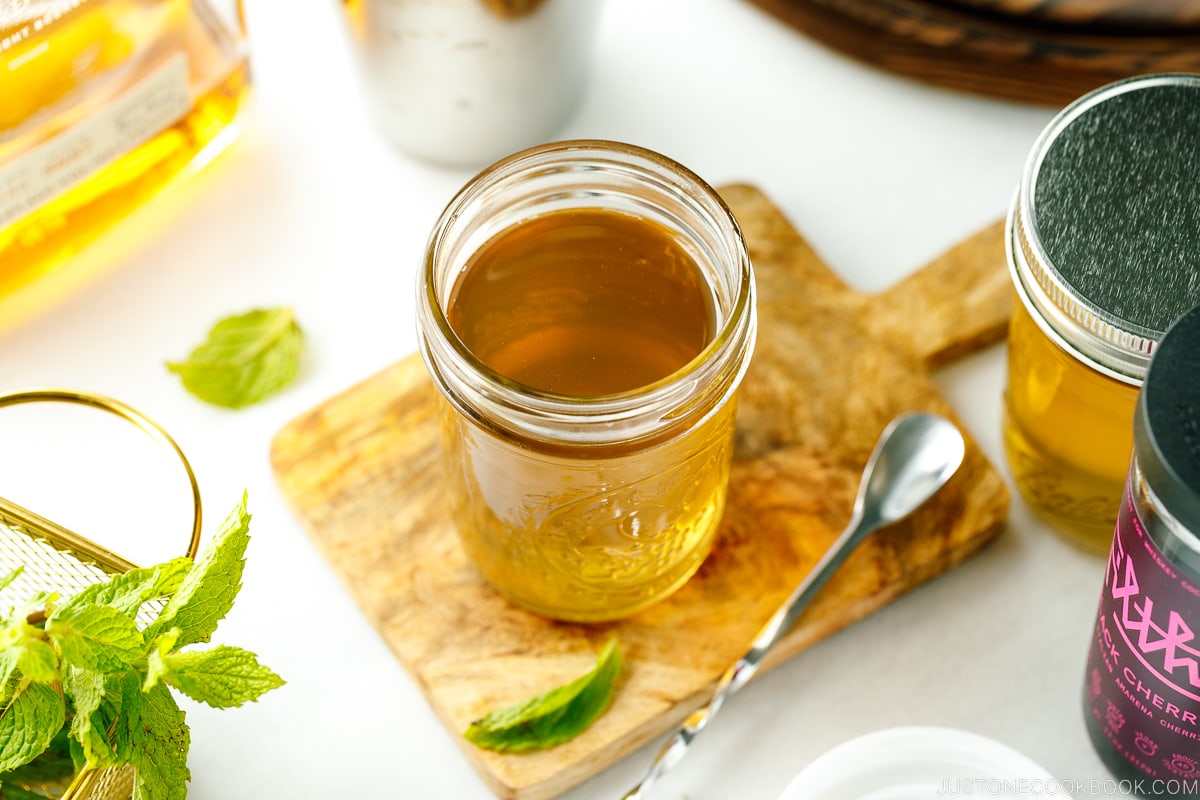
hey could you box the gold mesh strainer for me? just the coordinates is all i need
[0,389,202,800]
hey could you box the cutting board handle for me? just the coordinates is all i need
[864,219,1011,368]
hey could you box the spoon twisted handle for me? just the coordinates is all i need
[621,511,872,800]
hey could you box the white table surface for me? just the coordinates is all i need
[0,0,1121,797]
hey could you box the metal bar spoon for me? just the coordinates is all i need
[621,412,967,800]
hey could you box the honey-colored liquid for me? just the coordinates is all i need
[0,0,249,328]
[441,208,733,621]
[447,208,715,397]
[1003,299,1138,551]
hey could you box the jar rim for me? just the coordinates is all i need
[1011,72,1200,382]
[1006,194,1141,387]
[416,139,757,443]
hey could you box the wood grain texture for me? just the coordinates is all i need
[944,0,1200,32]
[742,0,1200,106]
[270,184,1011,800]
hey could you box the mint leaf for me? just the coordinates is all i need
[0,680,64,773]
[145,496,249,648]
[64,559,190,619]
[143,629,180,693]
[164,646,284,709]
[167,307,303,408]
[65,667,116,769]
[2,727,75,788]
[464,639,621,752]
[0,650,17,703]
[46,603,143,672]
[130,683,189,800]
[15,638,57,684]
[1,623,56,685]
[0,566,22,596]
[107,670,141,765]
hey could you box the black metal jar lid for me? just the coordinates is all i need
[1135,304,1200,536]
[1009,73,1200,384]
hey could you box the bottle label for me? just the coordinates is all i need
[0,53,191,229]
[1086,487,1200,781]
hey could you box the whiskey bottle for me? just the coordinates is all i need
[0,0,250,328]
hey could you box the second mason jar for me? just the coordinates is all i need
[1003,73,1200,552]
[416,140,757,622]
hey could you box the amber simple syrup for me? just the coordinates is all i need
[437,206,738,621]
[447,208,716,397]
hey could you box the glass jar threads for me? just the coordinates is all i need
[1083,304,1200,797]
[416,140,757,622]
[1003,73,1200,552]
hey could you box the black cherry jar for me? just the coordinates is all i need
[1084,304,1200,797]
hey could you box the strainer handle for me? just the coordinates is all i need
[0,389,202,565]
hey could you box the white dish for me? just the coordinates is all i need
[778,726,1061,800]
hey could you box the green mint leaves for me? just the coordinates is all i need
[129,683,190,800]
[0,493,283,800]
[144,498,251,648]
[46,604,144,672]
[160,646,283,709]
[464,638,621,753]
[68,559,190,618]
[0,681,64,774]
[168,307,303,408]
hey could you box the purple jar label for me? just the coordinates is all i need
[1087,490,1200,781]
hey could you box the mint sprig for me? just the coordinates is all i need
[464,638,621,752]
[0,493,283,799]
[168,307,304,408]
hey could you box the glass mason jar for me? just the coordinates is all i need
[1083,305,1200,798]
[416,140,756,622]
[1003,73,1200,552]
[0,0,250,333]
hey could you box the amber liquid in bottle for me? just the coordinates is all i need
[447,208,716,397]
[441,208,732,621]
[0,0,249,324]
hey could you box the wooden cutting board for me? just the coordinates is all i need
[270,184,1012,800]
